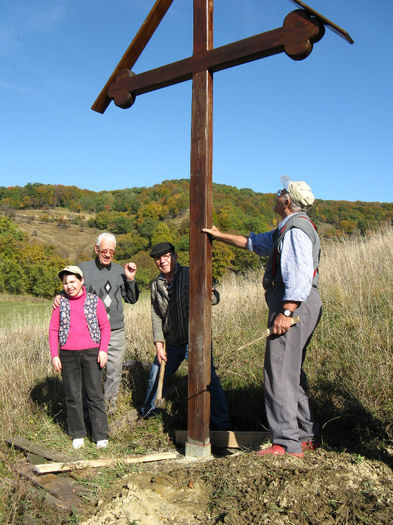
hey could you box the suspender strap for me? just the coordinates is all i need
[271,224,288,278]
[271,216,318,280]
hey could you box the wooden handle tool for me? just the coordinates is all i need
[236,316,300,352]
[154,342,166,408]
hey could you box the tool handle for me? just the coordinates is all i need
[156,342,166,400]
[237,316,301,352]
[265,315,300,337]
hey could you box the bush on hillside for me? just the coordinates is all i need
[0,216,67,297]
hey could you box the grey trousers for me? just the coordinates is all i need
[264,286,322,453]
[104,328,126,406]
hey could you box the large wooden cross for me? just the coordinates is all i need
[92,0,352,457]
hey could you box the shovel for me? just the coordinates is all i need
[154,343,166,409]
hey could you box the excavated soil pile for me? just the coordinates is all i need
[82,448,393,524]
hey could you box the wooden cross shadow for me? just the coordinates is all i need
[92,0,353,457]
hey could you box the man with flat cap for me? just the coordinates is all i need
[140,241,231,430]
[203,176,322,457]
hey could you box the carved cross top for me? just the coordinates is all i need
[92,0,352,114]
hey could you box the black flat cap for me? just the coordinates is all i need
[149,242,175,258]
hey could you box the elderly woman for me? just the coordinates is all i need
[49,265,111,449]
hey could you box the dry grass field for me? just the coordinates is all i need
[0,228,392,523]
[12,209,99,261]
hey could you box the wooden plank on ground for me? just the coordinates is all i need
[34,450,178,474]
[6,436,72,463]
[27,452,51,465]
[176,430,270,449]
[13,462,82,512]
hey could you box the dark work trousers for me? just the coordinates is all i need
[264,286,322,454]
[60,348,109,442]
[141,342,231,430]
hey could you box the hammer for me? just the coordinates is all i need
[154,342,166,409]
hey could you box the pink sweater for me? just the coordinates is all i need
[49,288,111,359]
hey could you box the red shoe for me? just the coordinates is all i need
[301,440,321,451]
[256,444,304,458]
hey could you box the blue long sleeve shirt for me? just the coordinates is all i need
[246,213,314,302]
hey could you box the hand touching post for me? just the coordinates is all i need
[202,225,249,249]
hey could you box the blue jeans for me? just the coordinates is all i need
[141,343,231,429]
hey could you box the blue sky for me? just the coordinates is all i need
[1,0,392,203]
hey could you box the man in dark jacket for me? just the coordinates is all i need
[140,242,230,430]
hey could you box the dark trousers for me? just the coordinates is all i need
[60,348,109,442]
[141,343,231,430]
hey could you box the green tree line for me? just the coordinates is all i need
[0,216,66,297]
[2,181,392,236]
[1,180,392,294]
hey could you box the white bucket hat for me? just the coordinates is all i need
[280,175,315,209]
[58,265,84,280]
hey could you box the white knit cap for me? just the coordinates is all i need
[280,175,315,208]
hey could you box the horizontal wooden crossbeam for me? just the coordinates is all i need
[107,10,324,109]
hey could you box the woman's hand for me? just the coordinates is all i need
[98,351,108,368]
[52,356,62,372]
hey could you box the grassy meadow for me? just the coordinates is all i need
[0,228,392,523]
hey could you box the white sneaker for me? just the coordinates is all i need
[96,439,108,449]
[72,438,84,449]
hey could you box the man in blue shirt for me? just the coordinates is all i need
[203,176,321,457]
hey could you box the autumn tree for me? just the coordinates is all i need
[0,216,67,297]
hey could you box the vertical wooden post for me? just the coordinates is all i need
[186,0,213,457]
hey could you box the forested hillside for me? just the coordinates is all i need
[1,180,392,295]
[0,216,67,296]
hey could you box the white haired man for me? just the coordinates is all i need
[203,176,322,457]
[55,232,139,413]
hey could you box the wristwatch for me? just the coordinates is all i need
[281,308,293,317]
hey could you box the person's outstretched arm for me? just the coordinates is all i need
[202,225,248,249]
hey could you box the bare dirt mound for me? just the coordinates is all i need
[81,448,393,524]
